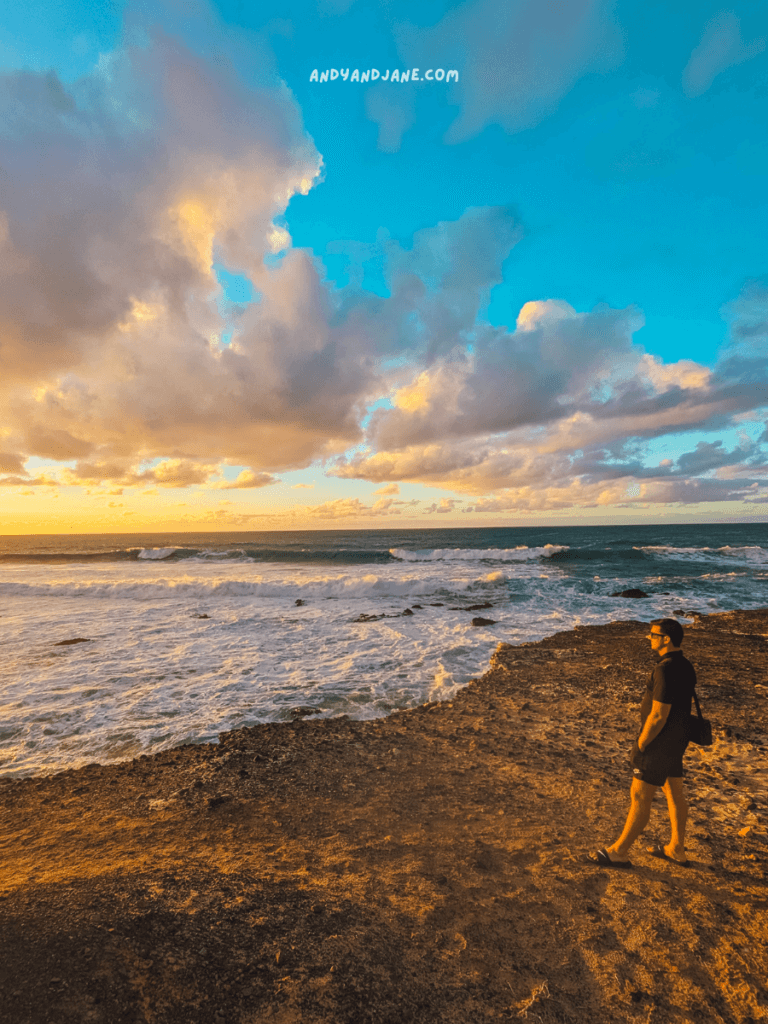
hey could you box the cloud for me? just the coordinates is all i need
[2,9,767,518]
[1,10,377,485]
[213,469,279,489]
[394,0,622,143]
[0,474,58,487]
[676,440,751,476]
[0,452,26,474]
[1,16,527,510]
[326,271,768,510]
[356,300,644,451]
[683,11,766,97]
[424,498,462,514]
[302,496,410,519]
[60,457,217,489]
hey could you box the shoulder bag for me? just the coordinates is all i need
[688,689,713,746]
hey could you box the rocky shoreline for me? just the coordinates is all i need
[1,609,766,1023]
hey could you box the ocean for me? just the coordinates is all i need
[1,523,766,777]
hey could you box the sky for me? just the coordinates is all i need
[1,0,767,533]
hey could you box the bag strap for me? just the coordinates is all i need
[692,688,704,720]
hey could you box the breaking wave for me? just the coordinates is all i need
[389,545,568,562]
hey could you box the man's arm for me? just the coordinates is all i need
[638,700,671,751]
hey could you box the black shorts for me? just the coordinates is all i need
[630,739,685,787]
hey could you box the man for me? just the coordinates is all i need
[589,617,697,869]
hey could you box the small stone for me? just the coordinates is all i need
[738,826,752,837]
[290,706,322,719]
[402,608,414,616]
[295,599,305,606]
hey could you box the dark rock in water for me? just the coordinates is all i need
[673,609,702,620]
[402,608,414,616]
[290,706,322,719]
[471,617,497,627]
[412,604,423,609]
[451,602,494,611]
[295,599,306,606]
[194,614,210,619]
[611,589,650,599]
[354,613,385,622]
[53,637,92,646]
[430,603,444,607]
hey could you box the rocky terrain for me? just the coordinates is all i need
[1,609,766,1023]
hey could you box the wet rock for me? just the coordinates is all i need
[53,637,92,646]
[402,608,414,616]
[611,589,650,599]
[471,617,497,627]
[194,614,210,619]
[354,613,385,622]
[290,706,322,719]
[295,599,306,606]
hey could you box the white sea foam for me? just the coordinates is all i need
[2,536,767,778]
[136,547,180,560]
[0,571,484,602]
[389,544,568,562]
[635,544,768,564]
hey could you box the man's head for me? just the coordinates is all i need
[647,617,683,652]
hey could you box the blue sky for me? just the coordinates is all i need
[1,0,767,530]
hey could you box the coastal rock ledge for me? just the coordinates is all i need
[1,609,767,1024]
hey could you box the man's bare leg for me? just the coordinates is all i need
[605,778,657,861]
[655,776,688,862]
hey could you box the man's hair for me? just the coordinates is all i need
[651,617,683,647]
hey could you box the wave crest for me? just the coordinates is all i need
[389,545,568,562]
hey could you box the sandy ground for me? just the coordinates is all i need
[0,608,766,1024]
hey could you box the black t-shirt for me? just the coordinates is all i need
[640,649,697,752]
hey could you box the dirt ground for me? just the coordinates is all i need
[1,609,766,1024]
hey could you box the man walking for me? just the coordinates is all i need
[590,618,697,868]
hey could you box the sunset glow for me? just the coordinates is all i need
[1,0,767,533]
